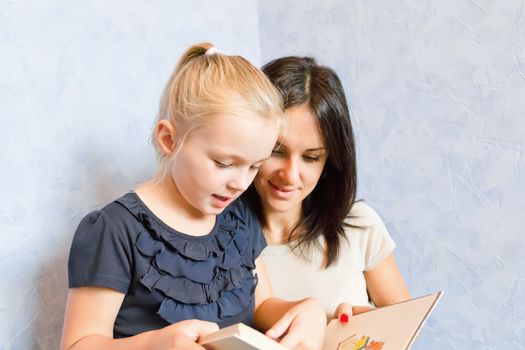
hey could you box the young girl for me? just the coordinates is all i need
[61,44,325,350]
[244,56,411,323]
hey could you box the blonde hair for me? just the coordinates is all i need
[152,42,284,178]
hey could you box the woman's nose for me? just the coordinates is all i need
[279,158,300,184]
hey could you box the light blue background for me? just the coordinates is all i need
[1,1,524,349]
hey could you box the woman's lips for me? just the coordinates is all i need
[269,182,295,198]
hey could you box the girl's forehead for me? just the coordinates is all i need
[188,114,279,156]
[214,113,279,133]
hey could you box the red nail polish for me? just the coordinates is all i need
[340,313,349,323]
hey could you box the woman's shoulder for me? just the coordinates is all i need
[345,200,385,228]
[343,201,396,270]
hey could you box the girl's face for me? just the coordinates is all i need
[254,104,328,217]
[169,114,278,217]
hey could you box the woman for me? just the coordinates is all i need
[243,56,411,322]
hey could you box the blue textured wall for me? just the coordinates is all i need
[1,1,524,349]
[259,1,525,349]
[0,1,261,348]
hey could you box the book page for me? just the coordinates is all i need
[199,323,288,350]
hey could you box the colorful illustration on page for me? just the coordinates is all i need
[336,334,385,350]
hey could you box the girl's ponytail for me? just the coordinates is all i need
[173,42,214,76]
[152,42,283,180]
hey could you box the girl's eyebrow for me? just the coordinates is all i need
[305,147,326,152]
[225,154,271,164]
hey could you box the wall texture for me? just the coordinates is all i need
[258,0,525,349]
[1,1,524,349]
[0,1,261,348]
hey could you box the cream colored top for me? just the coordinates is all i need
[261,201,395,318]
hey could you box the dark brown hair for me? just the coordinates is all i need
[244,56,358,267]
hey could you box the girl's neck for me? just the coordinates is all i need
[135,175,215,236]
[261,206,302,245]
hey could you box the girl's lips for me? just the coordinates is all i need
[213,194,231,201]
[211,194,234,208]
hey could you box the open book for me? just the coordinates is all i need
[199,292,442,350]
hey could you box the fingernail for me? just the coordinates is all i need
[340,313,349,324]
[266,329,276,338]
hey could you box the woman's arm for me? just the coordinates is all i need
[364,253,411,307]
[253,257,326,350]
[61,287,218,350]
[334,253,410,322]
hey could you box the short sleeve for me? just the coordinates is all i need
[348,202,396,271]
[68,209,133,293]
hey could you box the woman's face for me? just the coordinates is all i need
[254,104,328,216]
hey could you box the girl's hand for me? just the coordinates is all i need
[266,297,326,350]
[149,319,219,350]
[334,303,375,324]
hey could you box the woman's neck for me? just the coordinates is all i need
[262,206,302,245]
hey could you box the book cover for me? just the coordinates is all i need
[322,292,442,350]
[199,292,442,350]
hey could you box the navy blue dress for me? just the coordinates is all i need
[68,192,266,338]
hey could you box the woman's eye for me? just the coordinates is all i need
[271,149,285,157]
[214,160,232,168]
[250,164,262,170]
[303,155,320,162]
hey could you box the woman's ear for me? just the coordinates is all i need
[156,120,177,155]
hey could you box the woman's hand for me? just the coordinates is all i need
[334,303,375,324]
[265,297,326,350]
[253,258,325,349]
[148,319,219,350]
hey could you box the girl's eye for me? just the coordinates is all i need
[250,164,262,171]
[214,160,232,168]
[303,155,320,162]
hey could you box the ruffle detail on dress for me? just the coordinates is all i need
[157,275,257,323]
[117,193,259,324]
[120,193,248,262]
[136,227,255,303]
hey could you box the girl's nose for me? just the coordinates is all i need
[227,170,254,192]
